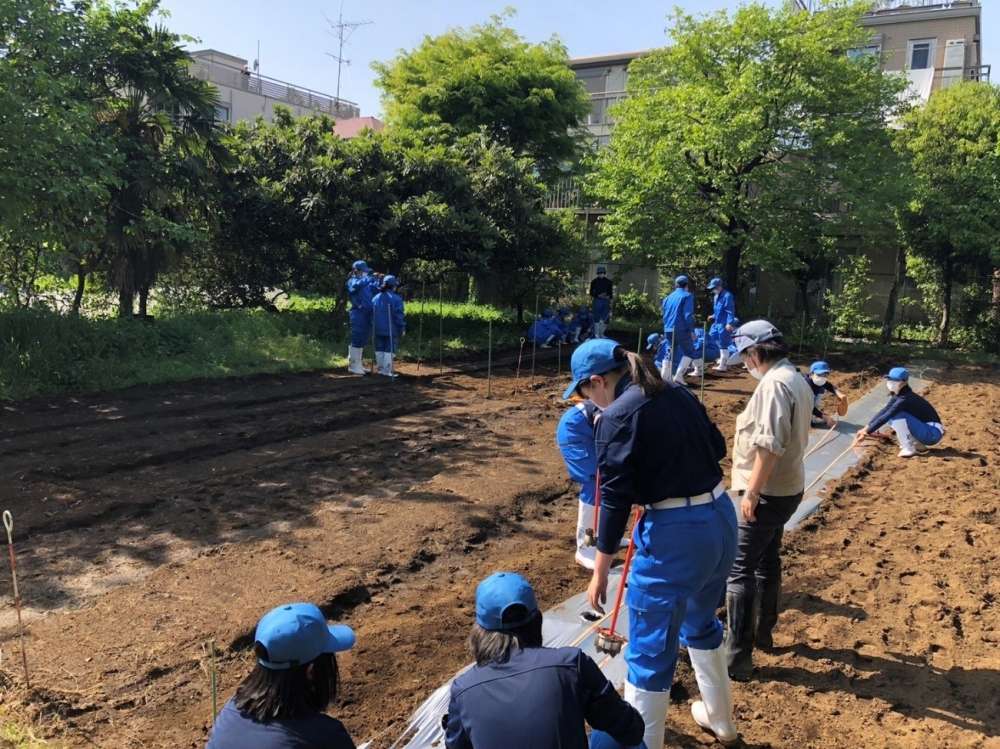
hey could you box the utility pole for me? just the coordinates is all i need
[326,1,373,104]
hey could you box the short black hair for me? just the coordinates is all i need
[233,645,339,722]
[744,338,789,364]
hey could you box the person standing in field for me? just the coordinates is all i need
[706,278,737,372]
[590,267,614,339]
[660,276,697,384]
[372,275,405,378]
[570,339,740,749]
[725,320,813,681]
[346,260,379,376]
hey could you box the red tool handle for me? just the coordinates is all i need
[607,506,643,637]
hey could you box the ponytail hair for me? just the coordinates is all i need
[614,347,665,398]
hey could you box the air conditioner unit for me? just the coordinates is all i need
[942,39,965,89]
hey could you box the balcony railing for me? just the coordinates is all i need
[869,0,979,12]
[586,91,628,126]
[189,60,359,119]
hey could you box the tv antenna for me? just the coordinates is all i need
[326,1,373,104]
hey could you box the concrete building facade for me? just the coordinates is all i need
[188,49,360,125]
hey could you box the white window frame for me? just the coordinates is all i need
[907,38,937,70]
[213,104,231,123]
[847,44,882,61]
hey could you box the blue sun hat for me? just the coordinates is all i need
[563,338,622,399]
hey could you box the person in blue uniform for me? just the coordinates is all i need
[661,276,698,385]
[804,361,847,428]
[557,399,603,570]
[346,260,379,375]
[706,278,737,372]
[372,275,405,378]
[567,339,740,749]
[206,603,356,749]
[590,267,614,339]
[853,367,944,457]
[445,572,646,749]
[527,309,561,348]
[570,306,594,343]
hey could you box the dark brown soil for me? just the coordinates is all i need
[0,348,994,748]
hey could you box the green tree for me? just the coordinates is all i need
[896,81,1000,346]
[588,1,907,292]
[372,12,590,180]
[87,0,226,317]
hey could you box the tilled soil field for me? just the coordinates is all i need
[0,348,995,748]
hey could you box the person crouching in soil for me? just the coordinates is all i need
[445,572,646,749]
[206,603,356,749]
[804,361,848,428]
[853,366,944,458]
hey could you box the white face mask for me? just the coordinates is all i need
[886,380,904,394]
[811,375,827,386]
[747,366,763,380]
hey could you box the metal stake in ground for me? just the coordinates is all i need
[208,639,218,725]
[699,316,707,403]
[487,319,493,398]
[530,293,539,385]
[438,282,444,374]
[416,280,426,373]
[668,327,676,379]
[557,339,562,375]
[515,337,526,391]
[636,326,643,356]
[2,511,29,688]
[798,310,807,356]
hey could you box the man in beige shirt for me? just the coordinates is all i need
[726,320,813,681]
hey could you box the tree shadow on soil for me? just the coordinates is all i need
[784,592,868,620]
[764,643,1000,737]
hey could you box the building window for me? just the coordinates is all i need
[847,45,881,60]
[907,38,936,70]
[213,104,231,123]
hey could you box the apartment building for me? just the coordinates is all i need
[187,49,360,125]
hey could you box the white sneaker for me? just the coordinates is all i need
[898,448,917,458]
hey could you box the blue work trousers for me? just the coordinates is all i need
[593,298,611,323]
[625,494,738,692]
[663,330,696,359]
[374,334,397,354]
[892,413,943,446]
[349,308,372,348]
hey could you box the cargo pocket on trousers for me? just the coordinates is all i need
[626,588,677,657]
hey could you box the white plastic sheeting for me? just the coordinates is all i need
[369,367,934,748]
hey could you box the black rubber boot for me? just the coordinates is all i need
[726,590,755,682]
[755,579,781,652]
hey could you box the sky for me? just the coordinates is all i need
[158,0,998,118]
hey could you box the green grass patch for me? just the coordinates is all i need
[0,717,54,749]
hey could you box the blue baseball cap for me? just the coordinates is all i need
[352,260,370,272]
[475,572,539,631]
[707,277,722,290]
[732,319,782,354]
[675,275,688,287]
[810,361,831,375]
[645,332,661,351]
[254,603,355,670]
[563,338,622,400]
[886,366,909,382]
[382,275,397,288]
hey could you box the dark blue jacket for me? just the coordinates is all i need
[867,385,941,432]
[346,274,377,312]
[445,646,644,749]
[206,699,355,749]
[595,378,726,554]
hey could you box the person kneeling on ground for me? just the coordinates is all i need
[853,367,944,458]
[207,603,356,749]
[445,572,646,749]
[804,361,848,428]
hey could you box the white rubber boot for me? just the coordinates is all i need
[381,352,398,378]
[348,346,367,375]
[689,645,739,746]
[713,351,728,372]
[594,321,606,339]
[692,360,704,379]
[673,356,694,384]
[625,681,669,749]
[890,417,917,457]
[574,501,596,570]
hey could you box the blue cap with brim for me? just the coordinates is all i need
[352,260,370,272]
[255,603,355,670]
[646,332,661,351]
[383,275,398,288]
[475,572,539,631]
[886,366,909,382]
[810,361,831,375]
[732,320,782,354]
[675,275,688,287]
[707,277,722,290]
[563,338,621,400]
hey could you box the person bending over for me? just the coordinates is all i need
[207,602,356,749]
[853,367,944,458]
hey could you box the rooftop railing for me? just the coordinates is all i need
[869,0,979,12]
[189,60,359,119]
